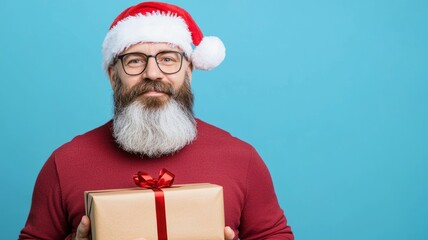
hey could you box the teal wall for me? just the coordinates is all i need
[1,1,427,239]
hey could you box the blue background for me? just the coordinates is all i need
[1,0,427,239]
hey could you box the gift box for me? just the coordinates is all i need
[85,169,225,240]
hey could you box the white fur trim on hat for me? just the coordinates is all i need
[191,36,226,70]
[102,12,193,71]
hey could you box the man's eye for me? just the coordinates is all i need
[158,57,178,65]
[126,58,145,66]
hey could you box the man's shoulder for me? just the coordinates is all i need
[54,120,113,154]
[196,119,239,139]
[196,119,256,150]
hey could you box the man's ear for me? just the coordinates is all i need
[186,62,193,83]
[107,66,116,89]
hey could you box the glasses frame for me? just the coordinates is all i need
[115,51,187,76]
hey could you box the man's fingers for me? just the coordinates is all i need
[224,226,235,240]
[75,215,91,239]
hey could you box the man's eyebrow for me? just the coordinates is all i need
[158,46,182,52]
[157,49,178,52]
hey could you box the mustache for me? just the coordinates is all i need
[128,79,175,100]
[114,78,176,111]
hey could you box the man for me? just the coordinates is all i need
[19,2,294,239]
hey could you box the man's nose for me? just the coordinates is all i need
[142,56,162,80]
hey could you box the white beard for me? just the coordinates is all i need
[112,100,197,157]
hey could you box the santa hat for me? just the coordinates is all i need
[102,1,226,71]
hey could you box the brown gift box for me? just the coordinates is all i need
[85,183,225,240]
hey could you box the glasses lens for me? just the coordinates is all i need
[156,52,183,74]
[122,53,147,75]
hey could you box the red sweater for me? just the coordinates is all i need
[19,119,293,239]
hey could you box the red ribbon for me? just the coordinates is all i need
[133,168,175,240]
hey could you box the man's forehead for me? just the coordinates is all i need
[122,42,182,54]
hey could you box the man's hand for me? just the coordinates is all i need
[74,216,234,240]
[225,226,235,240]
[75,215,91,240]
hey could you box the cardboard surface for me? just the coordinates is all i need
[85,184,225,240]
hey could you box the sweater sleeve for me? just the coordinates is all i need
[19,153,71,239]
[238,149,294,240]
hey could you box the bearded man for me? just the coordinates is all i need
[19,2,294,240]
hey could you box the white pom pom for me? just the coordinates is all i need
[191,36,226,70]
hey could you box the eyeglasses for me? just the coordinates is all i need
[115,51,186,75]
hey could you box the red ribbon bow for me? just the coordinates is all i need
[133,168,175,240]
[133,168,175,189]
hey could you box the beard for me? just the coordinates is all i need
[112,73,197,157]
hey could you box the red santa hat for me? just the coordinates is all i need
[102,1,226,71]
